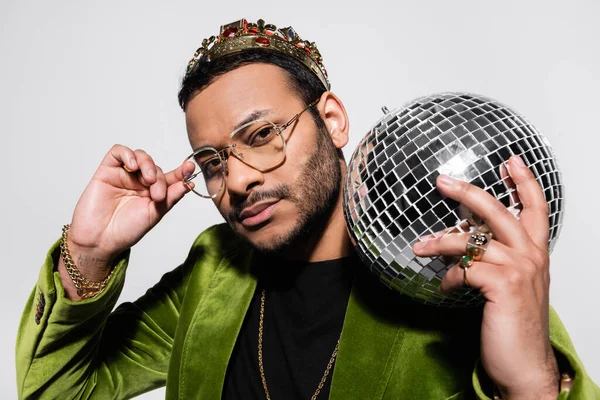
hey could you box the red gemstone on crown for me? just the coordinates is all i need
[222,27,238,38]
[248,27,259,34]
[255,37,270,47]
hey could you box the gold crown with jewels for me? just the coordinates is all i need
[185,18,330,90]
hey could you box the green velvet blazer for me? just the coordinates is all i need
[16,224,599,399]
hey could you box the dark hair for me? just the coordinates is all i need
[177,49,327,125]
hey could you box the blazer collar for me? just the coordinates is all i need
[177,251,405,399]
[329,268,405,399]
[176,248,258,399]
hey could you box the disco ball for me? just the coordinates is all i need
[343,92,564,307]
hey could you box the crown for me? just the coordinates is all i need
[185,18,330,90]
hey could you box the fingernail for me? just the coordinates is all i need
[437,174,456,187]
[413,241,425,251]
[513,155,525,168]
[184,181,195,192]
[419,232,437,241]
[184,172,192,180]
[130,159,138,169]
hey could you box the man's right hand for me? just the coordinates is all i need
[58,144,196,299]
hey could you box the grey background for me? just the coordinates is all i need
[1,0,598,398]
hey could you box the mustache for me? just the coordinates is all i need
[229,184,291,222]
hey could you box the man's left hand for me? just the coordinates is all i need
[412,154,560,400]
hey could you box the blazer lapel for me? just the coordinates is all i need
[329,269,406,400]
[177,249,257,399]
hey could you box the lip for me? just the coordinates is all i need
[239,200,280,227]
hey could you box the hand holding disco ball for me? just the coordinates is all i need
[343,92,564,307]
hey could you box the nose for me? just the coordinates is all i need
[225,153,264,197]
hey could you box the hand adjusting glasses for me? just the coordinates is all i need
[184,99,319,198]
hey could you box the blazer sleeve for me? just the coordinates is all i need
[16,237,197,400]
[471,307,600,399]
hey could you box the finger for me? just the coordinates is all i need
[418,218,473,242]
[499,162,520,208]
[413,233,512,265]
[165,160,196,186]
[418,226,455,241]
[104,144,138,170]
[133,149,158,186]
[505,155,550,249]
[149,166,167,202]
[440,261,500,296]
[436,174,531,250]
[164,180,195,211]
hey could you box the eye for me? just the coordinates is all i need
[257,127,271,138]
[248,126,277,146]
[201,157,223,178]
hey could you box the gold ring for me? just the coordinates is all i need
[462,265,471,287]
[123,164,134,173]
[459,255,474,269]
[459,255,474,287]
[466,231,492,262]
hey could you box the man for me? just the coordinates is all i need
[16,18,599,399]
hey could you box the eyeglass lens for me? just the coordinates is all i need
[186,121,285,198]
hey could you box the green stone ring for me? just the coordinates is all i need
[459,255,474,269]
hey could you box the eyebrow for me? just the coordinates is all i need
[193,108,275,151]
[229,109,273,136]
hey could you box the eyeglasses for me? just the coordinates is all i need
[184,98,319,198]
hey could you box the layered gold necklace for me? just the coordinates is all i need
[258,288,340,400]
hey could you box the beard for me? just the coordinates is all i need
[227,117,342,255]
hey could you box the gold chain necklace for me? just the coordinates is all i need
[258,288,340,400]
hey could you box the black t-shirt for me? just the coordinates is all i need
[222,254,358,399]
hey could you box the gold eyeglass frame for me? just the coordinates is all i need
[184,98,320,199]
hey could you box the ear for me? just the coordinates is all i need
[316,91,349,149]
